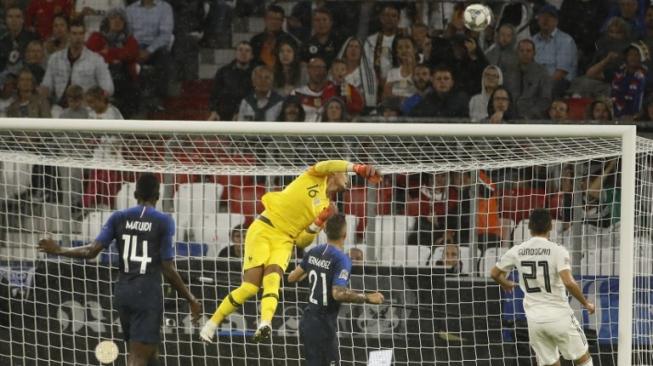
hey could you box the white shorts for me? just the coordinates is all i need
[528,315,589,365]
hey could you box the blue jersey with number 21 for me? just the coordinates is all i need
[96,205,175,284]
[301,244,352,316]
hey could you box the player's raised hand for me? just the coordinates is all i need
[189,299,202,326]
[38,238,61,255]
[365,292,385,304]
[353,164,382,184]
[584,302,595,315]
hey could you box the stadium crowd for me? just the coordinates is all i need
[0,0,653,123]
[0,0,628,269]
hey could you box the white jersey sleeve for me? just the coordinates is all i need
[496,247,518,272]
[555,246,572,273]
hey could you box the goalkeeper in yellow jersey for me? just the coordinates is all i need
[200,160,381,343]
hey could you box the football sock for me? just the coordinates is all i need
[210,282,259,325]
[261,272,282,323]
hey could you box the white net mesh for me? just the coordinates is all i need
[0,121,651,365]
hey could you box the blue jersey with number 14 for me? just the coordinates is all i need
[96,205,175,284]
[301,244,352,316]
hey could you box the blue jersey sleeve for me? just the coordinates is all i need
[332,252,352,287]
[95,211,120,248]
[299,249,310,270]
[160,214,175,261]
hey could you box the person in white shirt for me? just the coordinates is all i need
[364,4,400,82]
[85,86,123,119]
[490,208,595,366]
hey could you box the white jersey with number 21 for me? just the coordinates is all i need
[496,237,573,323]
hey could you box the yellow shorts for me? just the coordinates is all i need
[242,219,294,272]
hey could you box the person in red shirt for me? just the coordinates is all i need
[86,8,139,118]
[25,0,72,39]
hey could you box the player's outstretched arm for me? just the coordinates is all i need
[161,261,202,324]
[287,265,306,283]
[489,266,517,293]
[38,238,104,260]
[332,286,384,304]
[308,160,382,184]
[559,269,595,314]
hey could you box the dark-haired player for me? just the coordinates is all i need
[288,214,384,366]
[490,208,595,366]
[39,173,202,366]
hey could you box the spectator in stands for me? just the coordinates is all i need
[44,14,68,54]
[85,85,123,119]
[411,22,430,63]
[644,5,653,52]
[25,0,71,39]
[380,96,402,118]
[450,35,488,96]
[0,6,38,75]
[409,64,469,118]
[337,37,377,109]
[208,41,255,121]
[273,40,307,97]
[485,24,518,75]
[0,73,17,117]
[532,5,577,97]
[485,86,517,124]
[635,94,653,121]
[301,7,344,66]
[23,40,45,84]
[86,8,140,119]
[126,0,174,104]
[611,41,649,120]
[218,224,245,258]
[582,159,621,228]
[434,243,462,274]
[401,63,432,115]
[59,84,88,118]
[276,95,306,122]
[293,57,331,121]
[548,99,569,122]
[249,4,293,67]
[40,20,114,113]
[504,39,552,119]
[584,17,633,90]
[364,3,401,82]
[605,0,645,39]
[349,247,363,265]
[586,97,614,121]
[169,0,204,81]
[383,36,417,100]
[74,0,125,33]
[469,65,503,122]
[558,0,609,73]
[319,96,349,122]
[325,58,363,116]
[236,65,283,122]
[7,68,50,117]
[288,0,355,43]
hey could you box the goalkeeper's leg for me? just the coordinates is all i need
[199,267,262,342]
[254,265,284,343]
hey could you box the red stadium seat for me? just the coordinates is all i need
[343,185,393,237]
[228,185,265,216]
[500,187,547,224]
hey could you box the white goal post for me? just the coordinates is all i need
[0,119,647,366]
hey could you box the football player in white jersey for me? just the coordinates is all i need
[490,208,596,366]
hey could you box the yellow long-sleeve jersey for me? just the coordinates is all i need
[261,160,352,237]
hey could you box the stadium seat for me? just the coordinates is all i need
[344,186,394,236]
[227,185,265,216]
[480,246,510,276]
[405,197,430,216]
[0,162,32,200]
[175,242,209,257]
[431,245,479,274]
[315,214,357,247]
[115,182,164,211]
[82,211,113,241]
[373,215,415,248]
[379,244,431,267]
[199,213,246,256]
[581,247,619,276]
[500,187,547,224]
[175,182,224,230]
[512,219,530,244]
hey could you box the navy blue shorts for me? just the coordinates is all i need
[114,279,163,344]
[299,309,339,366]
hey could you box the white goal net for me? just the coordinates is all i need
[0,120,650,366]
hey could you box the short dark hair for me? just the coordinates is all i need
[432,64,454,79]
[134,173,160,202]
[313,6,332,20]
[528,208,552,235]
[69,19,85,31]
[325,214,347,241]
[266,4,285,17]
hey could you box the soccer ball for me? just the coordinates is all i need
[463,4,493,32]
